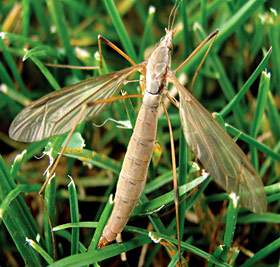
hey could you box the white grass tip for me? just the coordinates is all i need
[67,175,75,188]
[149,6,155,14]
[229,192,239,208]
[192,162,200,171]
[202,169,210,179]
[50,25,56,33]
[36,233,40,243]
[0,32,6,39]
[109,194,115,204]
[270,8,277,16]
[262,70,271,78]
[13,149,27,162]
[0,84,7,94]
[25,237,36,248]
[94,51,100,61]
[148,232,162,243]
[193,21,203,32]
[82,161,93,169]
[75,47,90,59]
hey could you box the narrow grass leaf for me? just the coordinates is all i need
[54,229,87,253]
[0,84,31,106]
[103,0,137,61]
[220,47,272,117]
[226,124,280,162]
[31,0,53,44]
[0,184,41,224]
[88,194,114,252]
[22,0,31,37]
[25,237,53,264]
[240,238,280,267]
[0,37,26,93]
[250,70,270,169]
[50,236,150,266]
[221,193,239,261]
[0,155,44,265]
[63,148,121,174]
[46,0,81,78]
[122,92,137,128]
[44,174,56,258]
[266,91,280,141]
[134,175,209,216]
[68,177,80,255]
[138,5,156,62]
[29,56,60,90]
[238,212,280,224]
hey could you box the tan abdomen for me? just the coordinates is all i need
[98,94,161,245]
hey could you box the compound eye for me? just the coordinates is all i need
[160,36,166,43]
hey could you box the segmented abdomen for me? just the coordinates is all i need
[98,93,161,246]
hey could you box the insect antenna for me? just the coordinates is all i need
[167,1,177,30]
[168,0,182,31]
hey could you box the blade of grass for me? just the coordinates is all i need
[88,194,114,252]
[68,177,79,255]
[225,124,280,162]
[103,0,137,62]
[63,148,121,174]
[240,238,280,267]
[266,91,280,141]
[220,193,239,261]
[22,0,31,37]
[46,0,81,78]
[250,70,270,170]
[138,5,156,62]
[31,0,53,45]
[179,0,268,74]
[220,47,272,117]
[0,37,26,93]
[178,129,188,241]
[25,237,53,265]
[0,155,45,265]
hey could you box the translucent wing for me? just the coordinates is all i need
[168,72,267,214]
[9,64,144,142]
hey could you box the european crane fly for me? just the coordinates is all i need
[8,0,267,263]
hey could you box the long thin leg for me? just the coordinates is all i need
[98,35,137,66]
[175,29,219,74]
[45,35,137,70]
[189,32,218,93]
[162,101,182,267]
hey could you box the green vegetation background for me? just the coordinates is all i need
[0,0,279,266]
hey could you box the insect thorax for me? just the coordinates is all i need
[145,46,171,95]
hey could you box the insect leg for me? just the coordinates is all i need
[98,35,137,66]
[175,29,219,75]
[45,35,137,70]
[161,100,182,266]
[189,31,218,93]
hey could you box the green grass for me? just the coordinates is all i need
[0,0,279,266]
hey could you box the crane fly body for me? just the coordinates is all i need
[9,1,266,254]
